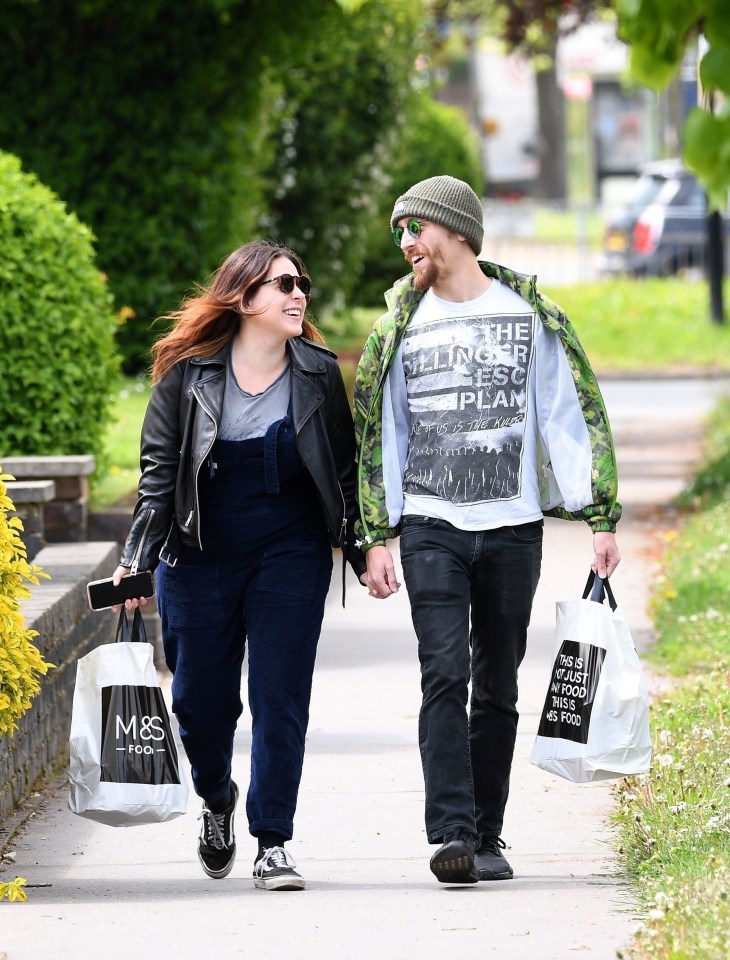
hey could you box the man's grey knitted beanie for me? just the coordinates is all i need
[390,175,484,255]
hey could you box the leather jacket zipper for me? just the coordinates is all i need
[191,382,219,549]
[129,508,155,574]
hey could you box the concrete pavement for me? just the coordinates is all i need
[1,377,728,960]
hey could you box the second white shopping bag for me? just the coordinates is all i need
[530,571,652,783]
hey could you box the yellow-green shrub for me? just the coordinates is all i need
[0,472,52,737]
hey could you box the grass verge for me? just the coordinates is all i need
[90,376,151,510]
[540,279,730,373]
[614,397,730,960]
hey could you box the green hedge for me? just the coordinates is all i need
[0,0,333,369]
[0,151,118,459]
[256,0,423,317]
[0,0,424,370]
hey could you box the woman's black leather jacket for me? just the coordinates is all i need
[120,336,366,581]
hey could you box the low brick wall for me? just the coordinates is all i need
[0,541,119,822]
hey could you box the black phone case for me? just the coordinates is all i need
[87,571,155,610]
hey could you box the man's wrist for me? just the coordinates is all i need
[588,520,617,535]
[356,530,397,551]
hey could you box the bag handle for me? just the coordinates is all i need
[582,570,617,611]
[114,606,149,643]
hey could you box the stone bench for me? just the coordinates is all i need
[1,455,95,544]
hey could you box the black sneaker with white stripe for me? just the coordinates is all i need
[253,845,305,891]
[197,781,239,879]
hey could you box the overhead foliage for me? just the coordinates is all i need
[419,0,730,207]
[424,0,611,58]
[614,0,730,208]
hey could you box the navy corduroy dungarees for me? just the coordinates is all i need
[156,410,332,841]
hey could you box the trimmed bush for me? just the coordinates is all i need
[0,151,119,459]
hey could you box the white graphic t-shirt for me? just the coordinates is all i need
[400,280,544,530]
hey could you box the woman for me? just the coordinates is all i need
[112,240,366,890]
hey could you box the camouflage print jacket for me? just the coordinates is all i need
[353,260,621,549]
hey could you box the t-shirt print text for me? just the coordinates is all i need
[402,312,535,505]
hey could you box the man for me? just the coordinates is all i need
[353,175,621,885]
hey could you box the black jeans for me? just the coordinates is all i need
[399,516,543,843]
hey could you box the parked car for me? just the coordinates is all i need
[600,159,729,276]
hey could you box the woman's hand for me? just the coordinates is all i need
[110,564,149,612]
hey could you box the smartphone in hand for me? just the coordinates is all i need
[86,571,155,611]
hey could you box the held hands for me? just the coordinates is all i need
[591,532,621,579]
[110,564,149,613]
[363,545,401,599]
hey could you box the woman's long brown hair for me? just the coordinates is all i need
[150,240,325,383]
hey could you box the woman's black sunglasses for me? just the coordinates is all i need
[392,218,423,247]
[259,274,311,296]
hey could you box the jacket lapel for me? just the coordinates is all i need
[288,338,326,432]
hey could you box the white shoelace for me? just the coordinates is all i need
[254,845,297,876]
[198,806,227,850]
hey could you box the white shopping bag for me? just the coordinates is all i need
[68,608,189,825]
[530,572,652,782]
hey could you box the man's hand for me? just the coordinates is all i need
[592,532,621,579]
[364,545,400,599]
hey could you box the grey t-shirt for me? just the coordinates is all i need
[218,348,291,441]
